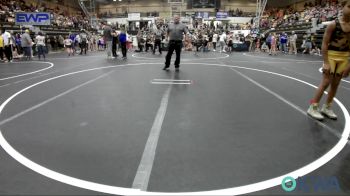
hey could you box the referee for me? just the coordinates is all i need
[163,15,189,71]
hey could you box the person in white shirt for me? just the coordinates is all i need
[219,31,227,52]
[132,35,138,50]
[75,34,81,54]
[2,28,13,62]
[35,32,46,60]
[63,36,73,56]
[212,32,218,51]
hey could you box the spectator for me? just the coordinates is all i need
[21,29,33,60]
[102,21,113,59]
[50,35,57,51]
[219,31,227,53]
[212,31,218,51]
[280,33,288,53]
[69,32,77,55]
[302,33,312,54]
[63,35,73,56]
[119,28,127,59]
[0,30,4,62]
[35,31,46,60]
[112,28,119,58]
[270,33,277,55]
[266,33,272,55]
[79,30,88,55]
[15,33,22,55]
[2,28,13,62]
[289,31,298,55]
[58,35,64,49]
[153,25,163,55]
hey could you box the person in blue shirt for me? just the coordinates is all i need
[69,32,77,55]
[119,29,127,59]
[280,33,288,54]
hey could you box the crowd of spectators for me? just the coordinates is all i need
[260,0,341,29]
[0,0,90,30]
[227,8,254,17]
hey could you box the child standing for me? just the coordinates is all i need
[307,0,350,120]
[35,32,46,60]
[63,36,73,56]
[270,33,277,55]
[255,38,260,52]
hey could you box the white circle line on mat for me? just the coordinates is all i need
[0,61,54,81]
[243,53,323,63]
[131,53,230,61]
[0,62,348,195]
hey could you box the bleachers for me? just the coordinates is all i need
[259,0,340,51]
[276,22,312,32]
[0,0,94,36]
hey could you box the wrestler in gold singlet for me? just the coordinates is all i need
[307,0,350,121]
[326,18,350,75]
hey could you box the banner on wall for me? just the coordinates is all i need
[216,12,228,19]
[15,12,51,26]
[195,12,209,19]
[128,13,141,21]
